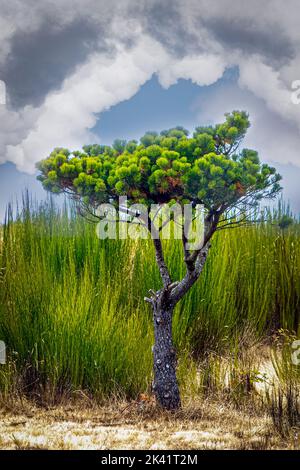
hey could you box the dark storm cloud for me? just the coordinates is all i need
[1,19,105,108]
[129,0,203,57]
[129,0,295,64]
[204,17,295,66]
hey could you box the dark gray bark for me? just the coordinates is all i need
[151,296,180,410]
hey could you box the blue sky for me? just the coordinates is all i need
[1,1,300,221]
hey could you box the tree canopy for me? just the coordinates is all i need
[37,111,281,218]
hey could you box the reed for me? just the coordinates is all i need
[0,195,299,399]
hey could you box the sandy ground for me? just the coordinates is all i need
[0,398,298,450]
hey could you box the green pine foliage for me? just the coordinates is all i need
[36,111,281,209]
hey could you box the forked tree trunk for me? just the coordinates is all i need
[152,299,181,410]
[149,240,211,410]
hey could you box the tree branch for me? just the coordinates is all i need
[169,243,210,304]
[152,236,172,287]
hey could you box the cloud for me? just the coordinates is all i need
[1,0,300,173]
[5,34,226,173]
[2,19,103,108]
[239,58,293,118]
[4,35,164,172]
[0,104,40,166]
[205,17,294,66]
[129,0,204,57]
[158,54,226,88]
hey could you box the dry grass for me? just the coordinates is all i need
[0,397,299,450]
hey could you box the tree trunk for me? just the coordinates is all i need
[152,299,181,410]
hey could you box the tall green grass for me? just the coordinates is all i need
[0,195,299,399]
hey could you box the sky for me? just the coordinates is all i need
[1,0,300,221]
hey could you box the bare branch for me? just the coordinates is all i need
[170,243,210,304]
[152,236,172,287]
